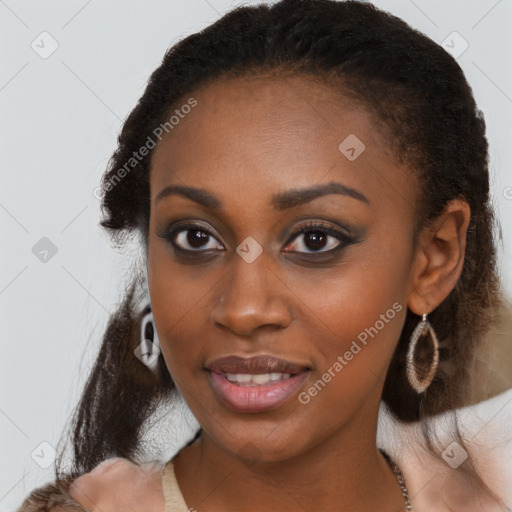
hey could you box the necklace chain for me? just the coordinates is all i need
[379,449,412,511]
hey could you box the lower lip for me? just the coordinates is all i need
[209,372,309,413]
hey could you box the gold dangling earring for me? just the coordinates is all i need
[406,313,439,393]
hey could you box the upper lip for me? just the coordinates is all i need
[206,355,310,375]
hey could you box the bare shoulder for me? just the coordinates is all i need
[17,459,166,512]
[69,458,166,512]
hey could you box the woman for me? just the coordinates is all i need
[17,0,512,510]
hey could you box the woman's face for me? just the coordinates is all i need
[148,73,420,462]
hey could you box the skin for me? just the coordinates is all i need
[70,72,471,512]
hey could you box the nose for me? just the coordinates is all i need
[210,251,292,338]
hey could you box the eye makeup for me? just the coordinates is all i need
[156,217,365,263]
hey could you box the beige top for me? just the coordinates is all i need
[162,460,190,512]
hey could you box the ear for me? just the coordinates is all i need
[408,199,471,315]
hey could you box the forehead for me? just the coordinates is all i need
[149,73,415,213]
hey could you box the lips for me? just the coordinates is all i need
[206,355,310,413]
[206,355,309,375]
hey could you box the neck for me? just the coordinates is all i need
[173,401,407,512]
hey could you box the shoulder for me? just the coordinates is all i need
[378,387,512,511]
[17,459,167,512]
[68,458,166,511]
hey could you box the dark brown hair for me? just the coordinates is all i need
[50,0,502,502]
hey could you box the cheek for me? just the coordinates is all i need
[147,241,207,375]
[147,232,218,327]
[149,283,208,381]
[293,245,409,401]
[294,240,408,337]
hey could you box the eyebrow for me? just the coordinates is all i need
[154,181,369,210]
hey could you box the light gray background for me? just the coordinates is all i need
[1,1,511,510]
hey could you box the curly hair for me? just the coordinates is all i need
[22,0,505,507]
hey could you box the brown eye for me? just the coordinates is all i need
[288,231,340,253]
[172,228,223,251]
[181,229,211,249]
[284,222,355,255]
[161,222,224,253]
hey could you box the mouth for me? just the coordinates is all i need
[221,371,295,386]
[206,355,311,413]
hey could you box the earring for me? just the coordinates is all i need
[134,268,161,371]
[136,309,161,372]
[406,313,439,393]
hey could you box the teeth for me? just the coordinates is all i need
[251,373,270,384]
[224,372,293,386]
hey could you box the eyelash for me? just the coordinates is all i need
[285,221,355,255]
[159,220,356,258]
